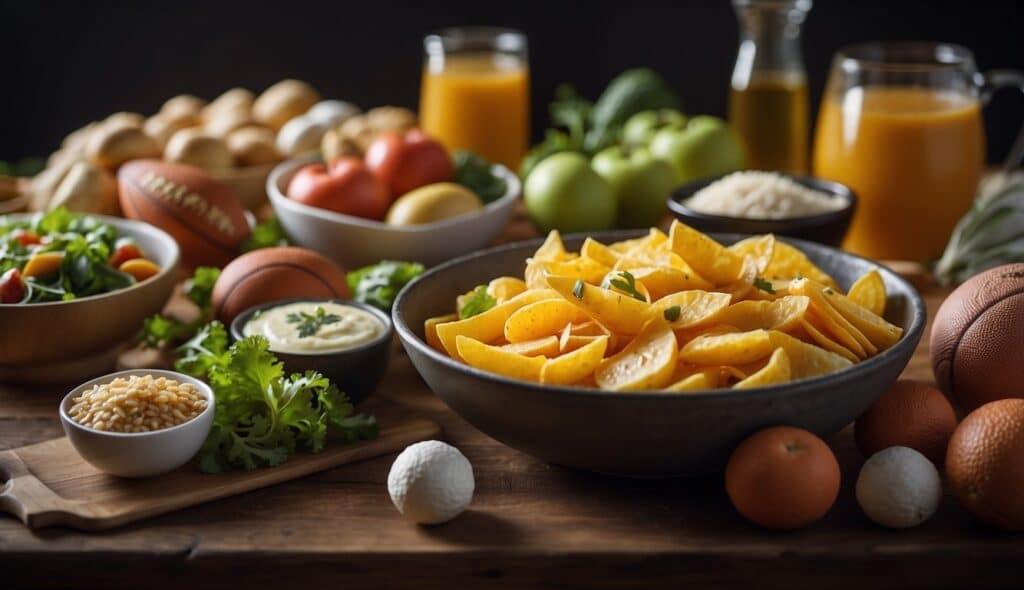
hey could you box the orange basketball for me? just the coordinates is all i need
[855,380,959,464]
[211,246,350,326]
[725,426,841,529]
[946,398,1024,531]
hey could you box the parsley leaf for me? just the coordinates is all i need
[663,305,681,322]
[459,285,497,319]
[453,151,508,203]
[241,216,290,252]
[347,260,425,311]
[286,306,342,338]
[604,270,645,301]
[141,266,221,347]
[178,321,378,473]
[753,277,776,294]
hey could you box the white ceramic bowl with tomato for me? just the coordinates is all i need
[0,214,180,375]
[267,155,521,269]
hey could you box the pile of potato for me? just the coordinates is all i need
[29,79,418,215]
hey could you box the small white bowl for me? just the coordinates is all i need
[59,369,215,478]
[267,155,521,268]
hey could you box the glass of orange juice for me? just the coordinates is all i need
[813,42,1024,262]
[419,28,530,170]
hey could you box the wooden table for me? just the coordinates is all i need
[2,217,1022,589]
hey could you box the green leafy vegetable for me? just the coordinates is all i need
[459,285,497,319]
[346,260,425,311]
[286,306,342,338]
[753,277,776,294]
[174,322,378,473]
[520,68,681,178]
[453,151,508,203]
[141,266,221,347]
[242,216,290,252]
[664,305,681,322]
[604,270,645,301]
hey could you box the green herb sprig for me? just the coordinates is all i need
[286,306,342,338]
[604,270,645,301]
[663,305,681,322]
[753,277,776,294]
[459,285,497,319]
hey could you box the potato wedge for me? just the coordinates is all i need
[734,348,792,389]
[714,295,810,332]
[501,335,560,357]
[650,290,732,329]
[546,275,652,335]
[668,220,746,285]
[424,313,457,353]
[847,269,886,317]
[504,298,588,343]
[595,320,678,391]
[456,336,546,382]
[436,288,558,359]
[540,335,609,386]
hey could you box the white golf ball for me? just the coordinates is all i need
[387,440,474,525]
[856,446,942,528]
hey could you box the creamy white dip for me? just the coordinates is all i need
[243,302,383,354]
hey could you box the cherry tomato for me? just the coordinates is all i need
[11,229,41,247]
[0,268,25,304]
[364,129,453,198]
[109,242,144,268]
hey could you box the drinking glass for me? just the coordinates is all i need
[812,42,1024,261]
[419,28,530,170]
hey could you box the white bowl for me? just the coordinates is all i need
[267,156,521,268]
[59,369,215,478]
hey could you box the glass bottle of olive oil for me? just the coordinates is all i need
[729,0,812,174]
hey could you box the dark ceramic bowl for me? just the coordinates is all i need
[667,174,857,247]
[230,298,392,404]
[393,231,925,477]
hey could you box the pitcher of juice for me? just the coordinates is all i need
[813,42,1024,262]
[419,28,530,170]
[729,0,811,174]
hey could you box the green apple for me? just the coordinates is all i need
[591,146,676,228]
[648,115,746,184]
[621,109,687,146]
[524,152,616,233]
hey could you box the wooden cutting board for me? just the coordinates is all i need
[0,404,440,531]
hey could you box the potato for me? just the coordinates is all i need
[202,88,255,121]
[253,79,320,131]
[435,289,558,360]
[762,240,837,288]
[456,335,545,382]
[595,320,677,391]
[847,269,887,317]
[649,290,732,329]
[161,94,206,119]
[86,121,161,170]
[504,299,589,343]
[546,275,651,335]
[727,234,776,274]
[424,313,457,353]
[204,107,259,138]
[321,127,363,160]
[487,277,527,302]
[226,126,280,166]
[713,296,810,332]
[276,115,327,157]
[668,220,746,285]
[734,348,791,389]
[541,336,608,385]
[49,160,119,215]
[164,128,234,171]
[501,336,560,357]
[144,112,202,148]
[385,183,482,226]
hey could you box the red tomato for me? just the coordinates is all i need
[0,268,25,304]
[109,242,144,268]
[11,229,41,247]
[364,129,453,198]
[287,159,391,220]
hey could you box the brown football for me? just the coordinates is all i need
[211,246,350,326]
[931,263,1024,411]
[117,159,251,269]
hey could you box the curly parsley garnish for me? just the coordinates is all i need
[287,306,342,338]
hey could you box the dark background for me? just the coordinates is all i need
[2,0,1022,163]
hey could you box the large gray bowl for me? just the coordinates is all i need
[393,231,926,477]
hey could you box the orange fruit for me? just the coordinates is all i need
[855,380,959,464]
[946,398,1024,531]
[725,426,841,529]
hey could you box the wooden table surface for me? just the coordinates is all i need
[2,215,1023,589]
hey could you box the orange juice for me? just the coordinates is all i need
[813,87,984,261]
[420,53,530,169]
[729,73,809,173]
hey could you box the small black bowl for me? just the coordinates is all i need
[667,174,857,247]
[230,298,392,404]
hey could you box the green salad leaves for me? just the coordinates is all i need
[174,322,378,473]
[347,260,424,311]
[141,266,221,347]
[453,150,508,203]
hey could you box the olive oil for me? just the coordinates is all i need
[729,73,809,173]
